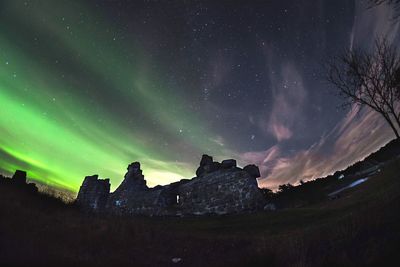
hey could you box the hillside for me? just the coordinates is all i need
[1,150,400,266]
[263,138,400,209]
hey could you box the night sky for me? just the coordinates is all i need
[1,0,399,192]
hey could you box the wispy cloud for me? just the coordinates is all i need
[350,0,400,50]
[260,61,307,142]
[241,106,394,189]
[240,1,399,189]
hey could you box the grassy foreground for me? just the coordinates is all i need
[1,159,400,267]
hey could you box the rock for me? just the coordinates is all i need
[12,170,27,185]
[243,164,260,178]
[329,194,340,200]
[172,258,182,263]
[221,159,237,169]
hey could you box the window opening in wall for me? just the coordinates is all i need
[176,194,180,204]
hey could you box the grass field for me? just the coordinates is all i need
[1,158,400,266]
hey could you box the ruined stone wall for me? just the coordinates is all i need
[12,170,27,185]
[105,162,171,215]
[178,169,266,215]
[76,175,110,212]
[77,155,266,216]
[106,176,188,216]
[107,188,166,216]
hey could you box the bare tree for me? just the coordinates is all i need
[327,38,400,139]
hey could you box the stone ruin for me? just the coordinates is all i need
[76,155,266,216]
[76,175,110,212]
[12,170,28,185]
[0,169,38,193]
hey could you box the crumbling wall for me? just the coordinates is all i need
[106,162,158,215]
[5,170,38,193]
[12,170,27,185]
[106,163,187,216]
[107,188,170,216]
[178,156,266,215]
[76,175,110,212]
[77,155,266,216]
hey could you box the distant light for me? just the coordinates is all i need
[349,178,368,188]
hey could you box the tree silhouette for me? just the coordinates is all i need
[278,183,294,193]
[260,188,275,200]
[327,38,400,139]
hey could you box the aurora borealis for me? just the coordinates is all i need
[1,1,399,192]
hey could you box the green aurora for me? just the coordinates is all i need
[0,1,234,191]
[2,1,394,193]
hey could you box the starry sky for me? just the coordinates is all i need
[0,0,399,192]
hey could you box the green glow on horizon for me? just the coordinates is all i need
[0,1,233,192]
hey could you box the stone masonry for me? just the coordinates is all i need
[76,175,110,212]
[76,155,266,216]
